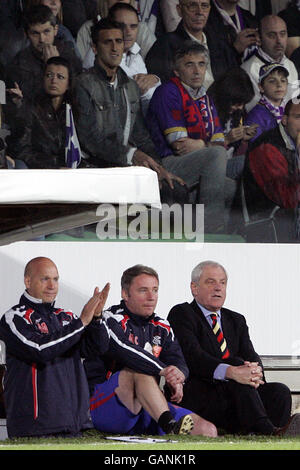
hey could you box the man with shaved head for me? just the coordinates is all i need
[242,15,299,111]
[0,256,110,439]
[167,260,300,436]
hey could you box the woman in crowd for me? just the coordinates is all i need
[7,56,82,169]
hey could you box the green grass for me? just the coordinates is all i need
[1,430,300,451]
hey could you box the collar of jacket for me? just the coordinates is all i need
[21,290,56,312]
[120,299,156,326]
[93,62,130,86]
[34,90,67,113]
[175,20,193,39]
[279,122,296,151]
[176,19,209,48]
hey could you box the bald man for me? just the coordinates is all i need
[241,15,299,111]
[0,257,110,439]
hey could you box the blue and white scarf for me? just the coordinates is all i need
[258,95,285,123]
[65,103,82,168]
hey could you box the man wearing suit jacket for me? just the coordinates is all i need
[168,260,300,435]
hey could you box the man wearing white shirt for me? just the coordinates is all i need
[109,2,161,114]
[242,15,299,111]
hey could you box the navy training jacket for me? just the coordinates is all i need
[0,291,109,438]
[84,300,189,393]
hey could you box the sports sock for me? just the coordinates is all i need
[157,410,176,433]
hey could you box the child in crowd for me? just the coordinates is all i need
[245,63,289,142]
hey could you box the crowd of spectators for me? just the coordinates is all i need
[0,0,300,240]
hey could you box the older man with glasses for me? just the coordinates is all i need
[145,0,241,85]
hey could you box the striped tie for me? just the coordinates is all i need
[210,313,230,359]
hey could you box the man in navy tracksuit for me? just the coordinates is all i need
[84,264,217,437]
[0,256,110,439]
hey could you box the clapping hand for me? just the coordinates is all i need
[80,283,110,326]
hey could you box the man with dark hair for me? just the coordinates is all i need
[168,260,299,436]
[5,4,82,104]
[243,97,300,242]
[147,41,224,156]
[0,256,110,438]
[83,264,217,437]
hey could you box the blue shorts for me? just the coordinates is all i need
[90,372,192,435]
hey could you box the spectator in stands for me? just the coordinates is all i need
[278,0,300,57]
[241,14,299,111]
[245,63,289,141]
[5,5,82,107]
[204,0,259,63]
[25,0,79,52]
[147,41,236,231]
[147,42,225,156]
[76,0,156,64]
[243,98,300,242]
[107,3,160,115]
[207,67,257,178]
[7,56,83,169]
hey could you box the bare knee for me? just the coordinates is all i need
[115,369,142,414]
[190,413,218,438]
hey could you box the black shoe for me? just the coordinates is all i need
[275,413,300,437]
[169,414,194,435]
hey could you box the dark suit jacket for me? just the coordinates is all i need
[168,299,263,383]
[145,20,240,84]
[204,3,258,62]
